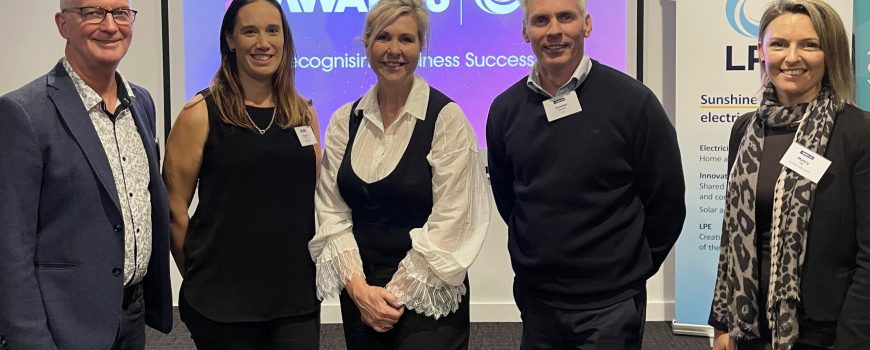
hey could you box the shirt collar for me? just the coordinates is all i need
[62,57,135,111]
[526,55,592,98]
[355,76,430,129]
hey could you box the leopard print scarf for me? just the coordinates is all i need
[711,84,836,349]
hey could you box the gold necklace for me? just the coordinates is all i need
[245,106,277,135]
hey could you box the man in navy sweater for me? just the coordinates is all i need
[486,0,686,348]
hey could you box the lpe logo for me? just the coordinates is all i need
[725,0,759,38]
[724,0,765,71]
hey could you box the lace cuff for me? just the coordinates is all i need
[314,240,364,300]
[385,251,467,319]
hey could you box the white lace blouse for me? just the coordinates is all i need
[309,76,490,319]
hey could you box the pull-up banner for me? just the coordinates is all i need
[858,0,870,110]
[673,0,853,336]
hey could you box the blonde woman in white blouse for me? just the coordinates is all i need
[308,0,489,348]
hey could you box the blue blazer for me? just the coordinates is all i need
[0,60,172,349]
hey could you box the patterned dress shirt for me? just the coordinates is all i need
[63,58,152,287]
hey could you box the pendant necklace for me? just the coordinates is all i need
[246,107,277,135]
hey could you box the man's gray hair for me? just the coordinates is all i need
[519,0,587,21]
[61,0,133,10]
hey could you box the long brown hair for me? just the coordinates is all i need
[210,0,309,130]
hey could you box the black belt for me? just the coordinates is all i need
[123,283,143,309]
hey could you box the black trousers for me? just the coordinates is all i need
[339,265,470,350]
[180,295,320,350]
[736,315,836,350]
[736,339,832,350]
[515,287,647,350]
[112,283,146,350]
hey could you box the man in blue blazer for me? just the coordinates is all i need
[0,1,171,349]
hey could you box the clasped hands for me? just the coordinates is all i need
[347,275,405,333]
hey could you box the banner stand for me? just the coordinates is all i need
[672,322,713,337]
[857,0,870,110]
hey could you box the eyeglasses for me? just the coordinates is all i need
[61,6,138,25]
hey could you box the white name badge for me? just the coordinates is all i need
[543,90,582,122]
[779,142,831,183]
[294,126,318,147]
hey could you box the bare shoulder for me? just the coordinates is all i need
[172,94,209,137]
[183,94,206,111]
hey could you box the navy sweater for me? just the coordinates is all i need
[486,60,686,308]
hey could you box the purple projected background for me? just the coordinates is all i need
[183,0,628,146]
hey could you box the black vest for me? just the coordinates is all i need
[336,88,452,270]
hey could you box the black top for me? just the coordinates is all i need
[336,88,451,274]
[713,105,870,349]
[755,125,797,340]
[486,60,686,309]
[181,90,318,322]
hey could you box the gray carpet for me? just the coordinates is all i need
[146,309,711,349]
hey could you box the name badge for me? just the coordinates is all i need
[294,126,318,147]
[543,90,582,122]
[779,142,831,183]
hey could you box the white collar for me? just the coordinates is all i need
[526,55,592,98]
[355,76,430,130]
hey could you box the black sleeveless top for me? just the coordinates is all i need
[336,88,452,271]
[181,90,318,322]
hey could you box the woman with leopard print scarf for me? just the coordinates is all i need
[709,1,870,349]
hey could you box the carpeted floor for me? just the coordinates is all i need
[146,309,711,349]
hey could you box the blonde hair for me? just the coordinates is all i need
[758,0,855,110]
[362,0,429,50]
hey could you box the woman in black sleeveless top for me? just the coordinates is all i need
[162,0,321,348]
[309,0,490,349]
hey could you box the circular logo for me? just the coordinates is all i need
[476,0,520,15]
[726,0,760,38]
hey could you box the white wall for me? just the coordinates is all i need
[0,1,166,139]
[1,0,680,324]
[639,0,679,322]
